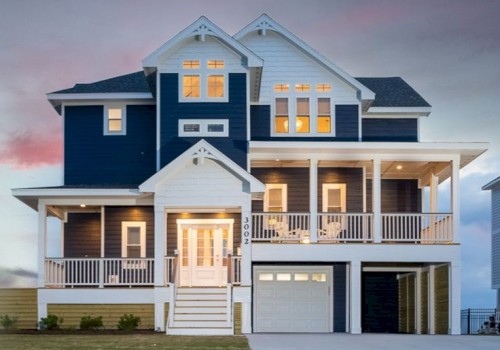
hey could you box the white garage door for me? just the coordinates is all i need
[253,266,332,333]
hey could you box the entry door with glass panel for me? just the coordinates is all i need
[321,184,346,238]
[177,219,233,287]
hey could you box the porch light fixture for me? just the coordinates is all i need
[80,204,86,208]
[396,165,403,170]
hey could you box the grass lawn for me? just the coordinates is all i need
[0,334,251,350]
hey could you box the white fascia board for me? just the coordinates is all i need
[482,176,500,190]
[143,16,263,68]
[12,188,141,197]
[249,141,489,165]
[47,93,154,101]
[365,107,432,116]
[140,139,265,193]
[234,14,374,101]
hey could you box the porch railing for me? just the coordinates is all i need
[317,213,373,242]
[252,213,310,242]
[381,213,453,243]
[44,258,155,287]
[164,256,176,284]
[229,255,242,285]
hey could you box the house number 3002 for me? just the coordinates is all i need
[243,216,250,244]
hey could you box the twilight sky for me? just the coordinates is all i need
[1,0,499,307]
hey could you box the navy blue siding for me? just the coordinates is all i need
[334,264,347,332]
[362,118,418,142]
[250,104,358,141]
[160,73,247,169]
[64,105,156,186]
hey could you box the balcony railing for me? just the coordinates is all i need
[45,258,156,287]
[251,212,453,244]
[252,213,310,242]
[381,213,453,243]
[317,213,373,242]
[229,255,242,285]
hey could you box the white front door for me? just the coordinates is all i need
[178,219,233,287]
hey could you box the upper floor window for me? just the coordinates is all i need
[316,83,331,92]
[317,98,331,133]
[274,84,290,92]
[179,119,229,137]
[295,83,311,92]
[104,105,126,135]
[274,98,289,133]
[180,59,227,102]
[264,184,288,212]
[121,221,146,258]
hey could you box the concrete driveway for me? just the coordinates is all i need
[247,333,500,350]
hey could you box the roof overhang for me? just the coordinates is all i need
[140,139,265,197]
[364,107,432,117]
[482,176,500,191]
[234,14,375,102]
[11,188,151,212]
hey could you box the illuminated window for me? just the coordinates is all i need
[207,75,224,98]
[274,84,289,92]
[259,273,274,281]
[104,105,126,135]
[316,83,331,92]
[295,83,310,92]
[183,59,200,69]
[207,60,224,69]
[317,98,331,133]
[277,273,291,281]
[274,98,289,133]
[183,75,200,98]
[312,273,327,282]
[296,98,310,133]
[294,273,309,281]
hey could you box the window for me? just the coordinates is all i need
[295,83,311,92]
[264,184,287,212]
[296,98,310,133]
[183,59,200,69]
[207,60,224,69]
[179,119,228,137]
[104,105,126,135]
[180,59,227,101]
[276,273,291,281]
[316,83,331,92]
[322,184,346,213]
[121,222,146,258]
[274,84,289,92]
[182,75,200,98]
[274,98,289,133]
[207,75,224,98]
[317,98,331,133]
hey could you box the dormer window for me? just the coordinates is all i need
[180,59,227,102]
[316,83,331,92]
[104,105,126,135]
[295,84,310,92]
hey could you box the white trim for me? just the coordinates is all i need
[156,69,161,172]
[178,119,229,137]
[143,16,263,68]
[322,183,346,213]
[121,221,147,258]
[104,104,127,136]
[366,107,431,116]
[263,184,287,212]
[47,93,153,100]
[234,14,374,101]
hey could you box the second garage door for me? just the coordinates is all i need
[253,265,333,333]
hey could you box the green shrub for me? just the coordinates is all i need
[38,314,63,330]
[0,315,18,330]
[79,315,103,330]
[117,313,141,331]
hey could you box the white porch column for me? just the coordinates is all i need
[451,157,460,243]
[241,198,252,286]
[415,269,422,334]
[350,260,362,334]
[309,158,318,243]
[429,173,439,213]
[429,265,436,334]
[449,262,461,335]
[372,158,382,243]
[37,201,47,288]
[154,208,166,286]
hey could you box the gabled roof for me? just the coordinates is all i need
[143,16,263,68]
[355,77,431,108]
[482,176,500,191]
[140,139,265,194]
[234,14,375,102]
[49,71,151,94]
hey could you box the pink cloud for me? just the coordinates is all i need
[0,132,62,169]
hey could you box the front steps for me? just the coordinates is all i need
[167,287,233,335]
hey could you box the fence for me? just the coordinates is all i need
[460,308,499,334]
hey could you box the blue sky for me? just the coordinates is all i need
[0,0,499,307]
